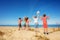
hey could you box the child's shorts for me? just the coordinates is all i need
[19,24,22,27]
[35,24,39,28]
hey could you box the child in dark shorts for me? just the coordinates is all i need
[18,18,22,30]
[19,24,21,27]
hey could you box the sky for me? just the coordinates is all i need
[0,0,60,25]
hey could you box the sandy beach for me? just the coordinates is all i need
[0,26,60,40]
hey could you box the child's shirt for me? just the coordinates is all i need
[18,19,22,24]
[33,18,38,24]
[41,16,49,28]
[42,17,47,24]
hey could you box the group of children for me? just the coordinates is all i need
[18,14,49,34]
[18,16,30,30]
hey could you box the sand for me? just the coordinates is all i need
[0,26,60,40]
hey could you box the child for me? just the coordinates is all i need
[33,16,38,28]
[26,17,29,27]
[18,18,22,30]
[33,16,39,32]
[33,16,39,36]
[25,17,30,30]
[23,17,26,30]
[41,14,49,34]
[23,16,30,30]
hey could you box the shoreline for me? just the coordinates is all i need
[0,26,60,28]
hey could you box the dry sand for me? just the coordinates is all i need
[0,26,60,40]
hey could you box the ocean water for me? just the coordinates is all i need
[0,25,60,28]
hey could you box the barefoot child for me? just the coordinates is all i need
[18,18,22,30]
[33,16,39,32]
[41,14,49,34]
[33,16,39,36]
[25,17,30,30]
[23,16,30,30]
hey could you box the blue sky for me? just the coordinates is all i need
[0,0,60,25]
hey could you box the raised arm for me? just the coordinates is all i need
[40,16,43,20]
[46,16,49,19]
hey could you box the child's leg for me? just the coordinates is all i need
[28,24,31,30]
[23,24,26,30]
[44,28,46,34]
[46,28,48,34]
[44,28,48,34]
[18,26,20,30]
[18,24,21,30]
[35,24,38,31]
[35,24,39,36]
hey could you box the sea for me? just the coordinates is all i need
[0,24,60,28]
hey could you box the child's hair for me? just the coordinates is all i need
[26,17,29,22]
[19,18,21,19]
[34,16,37,18]
[43,14,46,17]
[26,17,28,20]
[24,17,29,22]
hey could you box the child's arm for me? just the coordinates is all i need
[47,16,49,19]
[30,19,32,22]
[40,16,43,20]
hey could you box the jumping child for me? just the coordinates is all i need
[41,14,49,34]
[33,16,39,35]
[23,16,30,30]
[18,18,22,30]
